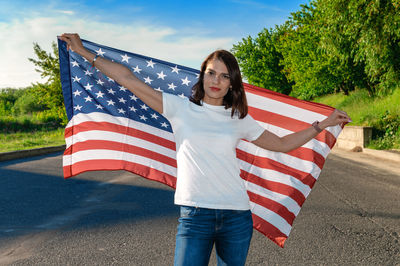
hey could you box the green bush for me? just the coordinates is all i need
[0,88,25,116]
[314,87,400,150]
[12,88,47,115]
[368,111,400,149]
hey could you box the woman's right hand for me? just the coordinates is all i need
[58,33,85,54]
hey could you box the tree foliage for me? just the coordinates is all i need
[277,4,340,99]
[317,0,400,95]
[232,27,292,95]
[232,0,400,100]
[28,42,66,123]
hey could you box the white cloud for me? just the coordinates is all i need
[54,10,75,15]
[0,15,234,88]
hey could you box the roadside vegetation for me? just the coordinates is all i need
[314,88,400,149]
[0,42,67,153]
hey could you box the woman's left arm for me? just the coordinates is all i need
[251,109,351,153]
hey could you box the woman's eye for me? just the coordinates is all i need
[223,75,230,79]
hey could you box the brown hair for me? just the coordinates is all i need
[190,50,248,119]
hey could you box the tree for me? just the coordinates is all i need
[317,0,400,95]
[28,42,66,123]
[232,26,292,95]
[276,3,362,100]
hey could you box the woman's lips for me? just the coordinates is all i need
[210,87,221,92]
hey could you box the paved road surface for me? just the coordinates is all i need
[0,148,399,265]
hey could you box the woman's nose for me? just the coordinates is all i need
[212,75,220,84]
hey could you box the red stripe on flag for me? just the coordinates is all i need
[237,149,317,188]
[248,191,296,226]
[243,170,306,207]
[64,140,177,168]
[286,147,325,170]
[244,83,334,116]
[63,159,177,188]
[65,121,176,150]
[248,106,336,148]
[252,213,287,248]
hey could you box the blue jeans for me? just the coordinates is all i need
[174,206,253,266]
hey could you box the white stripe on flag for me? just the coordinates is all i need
[250,201,292,236]
[239,160,312,197]
[66,130,176,159]
[63,150,177,177]
[246,182,301,216]
[238,142,322,179]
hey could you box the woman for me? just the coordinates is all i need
[59,33,351,266]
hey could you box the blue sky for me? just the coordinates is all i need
[0,0,309,88]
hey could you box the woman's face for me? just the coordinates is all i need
[202,59,231,106]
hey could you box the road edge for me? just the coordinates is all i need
[0,145,66,162]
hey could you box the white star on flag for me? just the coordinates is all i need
[144,76,153,84]
[84,83,93,91]
[95,91,105,98]
[168,83,177,90]
[140,104,149,110]
[72,76,81,82]
[146,59,155,68]
[71,60,79,67]
[181,77,191,86]
[84,69,93,76]
[96,48,106,56]
[73,90,82,97]
[171,65,180,74]
[157,71,167,80]
[121,54,131,63]
[133,65,142,73]
[84,96,93,102]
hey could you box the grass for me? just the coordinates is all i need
[0,112,66,153]
[314,88,400,149]
[0,128,65,153]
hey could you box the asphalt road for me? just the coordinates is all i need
[0,148,399,265]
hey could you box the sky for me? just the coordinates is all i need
[0,0,310,88]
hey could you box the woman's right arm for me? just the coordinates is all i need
[58,33,163,113]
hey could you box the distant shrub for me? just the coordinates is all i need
[12,88,47,115]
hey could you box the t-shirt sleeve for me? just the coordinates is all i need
[240,114,265,141]
[162,92,185,119]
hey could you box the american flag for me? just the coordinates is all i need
[58,38,342,248]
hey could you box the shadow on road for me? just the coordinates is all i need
[0,153,178,242]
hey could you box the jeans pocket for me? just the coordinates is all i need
[180,206,198,218]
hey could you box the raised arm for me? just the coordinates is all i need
[58,33,163,113]
[252,109,351,153]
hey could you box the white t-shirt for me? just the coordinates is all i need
[162,92,265,210]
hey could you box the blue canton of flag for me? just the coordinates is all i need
[60,39,199,133]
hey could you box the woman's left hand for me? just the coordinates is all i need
[321,109,352,128]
